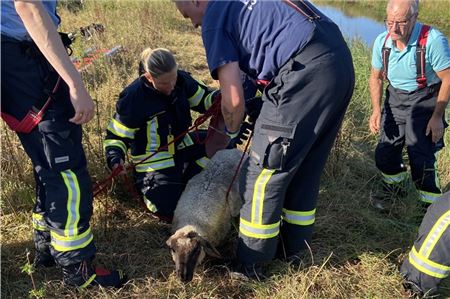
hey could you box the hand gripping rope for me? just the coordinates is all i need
[92,95,224,198]
[93,94,253,212]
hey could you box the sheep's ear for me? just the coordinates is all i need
[186,231,198,239]
[200,238,221,259]
[166,235,175,248]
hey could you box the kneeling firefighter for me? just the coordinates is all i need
[104,48,222,222]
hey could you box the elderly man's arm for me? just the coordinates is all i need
[368,67,384,134]
[426,67,450,143]
[14,0,94,124]
[217,61,246,133]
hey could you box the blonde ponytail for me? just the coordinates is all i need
[140,47,177,78]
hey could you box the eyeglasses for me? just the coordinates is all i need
[384,13,416,29]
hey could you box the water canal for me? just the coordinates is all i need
[313,2,450,47]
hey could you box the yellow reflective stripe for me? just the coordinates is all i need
[131,151,173,164]
[32,213,48,231]
[135,158,175,172]
[418,190,442,204]
[195,157,209,169]
[419,210,450,258]
[33,213,44,220]
[282,208,316,225]
[239,217,280,239]
[188,86,205,107]
[107,118,137,139]
[204,92,214,110]
[103,139,127,154]
[146,117,160,152]
[251,168,275,224]
[177,134,195,150]
[143,196,158,213]
[381,171,408,184]
[80,274,96,289]
[409,247,450,278]
[183,134,194,147]
[51,227,94,252]
[61,170,80,237]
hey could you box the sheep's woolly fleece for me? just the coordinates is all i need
[171,149,247,247]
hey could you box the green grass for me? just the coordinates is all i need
[1,1,449,298]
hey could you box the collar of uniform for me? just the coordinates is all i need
[140,74,154,89]
[407,22,422,47]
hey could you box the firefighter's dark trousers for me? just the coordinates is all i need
[1,37,96,267]
[237,21,355,264]
[375,84,446,204]
[135,131,208,219]
[400,191,450,294]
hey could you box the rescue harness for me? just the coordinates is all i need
[1,76,62,133]
[1,33,72,133]
[382,24,431,89]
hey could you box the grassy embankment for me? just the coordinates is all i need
[1,1,449,298]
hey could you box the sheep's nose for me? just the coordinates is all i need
[178,269,193,283]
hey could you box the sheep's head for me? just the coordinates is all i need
[166,229,221,282]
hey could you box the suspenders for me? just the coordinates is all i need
[382,24,431,89]
[282,0,321,22]
[415,25,430,89]
[255,0,321,90]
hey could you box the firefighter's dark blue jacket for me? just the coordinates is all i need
[104,70,216,172]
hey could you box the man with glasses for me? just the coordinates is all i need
[368,0,450,209]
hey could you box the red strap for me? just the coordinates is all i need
[416,24,430,89]
[381,33,391,81]
[1,77,61,133]
[93,94,224,198]
[256,79,270,89]
[418,25,430,48]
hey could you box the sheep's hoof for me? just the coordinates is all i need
[229,262,265,281]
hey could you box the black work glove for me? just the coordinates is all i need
[226,120,255,149]
[106,148,125,171]
[225,126,241,149]
[245,96,263,120]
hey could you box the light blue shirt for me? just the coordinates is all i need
[371,22,450,92]
[1,0,60,41]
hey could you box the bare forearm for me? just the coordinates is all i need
[15,0,83,90]
[369,73,383,112]
[221,94,245,133]
[217,62,245,132]
[432,79,449,119]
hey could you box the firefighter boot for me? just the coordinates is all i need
[230,261,266,281]
[370,182,408,211]
[275,240,306,268]
[33,230,56,268]
[62,259,127,288]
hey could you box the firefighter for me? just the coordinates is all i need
[368,0,450,208]
[401,191,450,296]
[104,48,219,222]
[1,0,126,288]
[174,0,355,279]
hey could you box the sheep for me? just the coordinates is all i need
[166,148,247,282]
